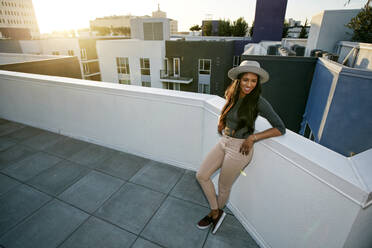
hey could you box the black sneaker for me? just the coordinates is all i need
[211,209,226,234]
[197,215,213,229]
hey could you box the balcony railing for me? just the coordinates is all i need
[159,70,193,84]
[0,69,371,248]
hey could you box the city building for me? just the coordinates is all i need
[89,15,133,30]
[300,57,372,156]
[130,17,170,41]
[18,36,129,81]
[164,40,234,95]
[252,0,287,42]
[97,39,165,88]
[151,4,178,34]
[288,18,301,27]
[0,0,39,39]
[305,9,360,56]
[0,52,81,78]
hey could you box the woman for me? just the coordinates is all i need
[196,60,286,234]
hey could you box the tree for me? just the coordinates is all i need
[249,21,254,37]
[231,17,248,37]
[299,19,308,38]
[202,21,212,36]
[190,25,201,31]
[218,19,232,36]
[91,26,111,36]
[346,2,372,42]
[282,19,289,38]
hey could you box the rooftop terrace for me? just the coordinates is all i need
[0,70,371,248]
[0,119,257,248]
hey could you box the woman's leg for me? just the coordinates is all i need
[217,145,254,209]
[196,141,225,210]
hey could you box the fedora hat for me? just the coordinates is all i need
[228,60,269,83]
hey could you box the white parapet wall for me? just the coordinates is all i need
[0,70,371,248]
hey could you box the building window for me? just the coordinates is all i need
[80,48,87,60]
[199,59,211,75]
[116,57,130,74]
[233,56,241,67]
[68,50,74,56]
[142,81,151,87]
[198,84,210,94]
[52,51,60,55]
[163,82,180,91]
[140,58,150,75]
[83,64,90,74]
[119,79,131,85]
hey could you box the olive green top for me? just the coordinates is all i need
[225,96,286,138]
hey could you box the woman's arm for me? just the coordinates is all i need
[239,97,285,155]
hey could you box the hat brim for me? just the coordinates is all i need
[228,65,269,83]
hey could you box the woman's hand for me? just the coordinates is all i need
[240,135,255,155]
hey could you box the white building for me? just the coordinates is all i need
[130,17,170,40]
[170,20,178,34]
[288,18,301,27]
[0,0,39,39]
[305,9,360,56]
[90,15,133,29]
[151,5,178,34]
[97,39,165,89]
[152,5,166,18]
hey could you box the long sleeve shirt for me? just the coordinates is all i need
[225,96,286,138]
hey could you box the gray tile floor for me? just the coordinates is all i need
[0,119,259,248]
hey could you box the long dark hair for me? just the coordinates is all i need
[219,73,262,134]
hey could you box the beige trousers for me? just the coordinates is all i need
[196,134,254,210]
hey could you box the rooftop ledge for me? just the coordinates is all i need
[1,70,371,248]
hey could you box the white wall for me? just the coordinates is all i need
[305,9,359,56]
[1,70,371,248]
[18,40,42,54]
[130,17,170,40]
[97,39,165,88]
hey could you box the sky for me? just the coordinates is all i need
[31,0,367,34]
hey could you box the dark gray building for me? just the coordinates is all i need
[163,40,234,96]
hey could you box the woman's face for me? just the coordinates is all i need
[239,72,258,96]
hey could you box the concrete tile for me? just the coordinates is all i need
[21,131,65,150]
[28,160,90,196]
[0,184,52,237]
[0,174,20,196]
[203,214,259,248]
[59,171,124,213]
[0,137,17,152]
[0,199,89,248]
[95,183,166,234]
[170,170,209,207]
[4,126,43,141]
[0,122,25,136]
[58,216,137,248]
[2,152,62,181]
[69,144,117,169]
[0,144,37,170]
[130,161,184,194]
[132,238,163,248]
[45,137,90,159]
[96,152,148,180]
[141,196,209,248]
